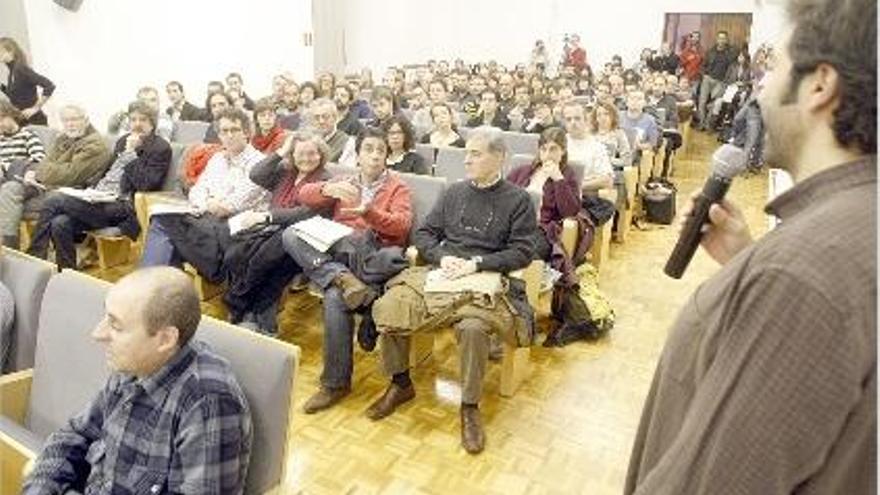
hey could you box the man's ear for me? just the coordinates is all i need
[156,326,180,353]
[804,63,841,115]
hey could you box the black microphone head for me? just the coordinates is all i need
[711,144,748,179]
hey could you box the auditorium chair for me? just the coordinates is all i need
[0,270,301,494]
[24,126,59,152]
[433,147,468,181]
[171,120,211,145]
[414,142,436,168]
[0,248,54,374]
[501,131,540,155]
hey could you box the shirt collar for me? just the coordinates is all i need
[765,156,876,220]
[136,341,199,405]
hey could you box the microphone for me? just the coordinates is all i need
[664,144,747,279]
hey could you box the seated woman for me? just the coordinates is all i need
[419,103,465,148]
[593,100,632,210]
[507,127,595,343]
[223,131,332,335]
[383,115,429,175]
[251,97,287,154]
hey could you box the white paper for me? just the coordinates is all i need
[289,216,354,253]
[56,187,118,203]
[148,201,198,217]
[424,269,503,295]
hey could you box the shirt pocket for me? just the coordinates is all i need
[127,466,168,494]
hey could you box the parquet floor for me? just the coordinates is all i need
[89,130,769,494]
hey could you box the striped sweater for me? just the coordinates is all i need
[0,128,45,169]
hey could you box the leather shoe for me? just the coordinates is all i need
[365,383,415,420]
[302,386,351,414]
[333,272,376,310]
[460,407,485,454]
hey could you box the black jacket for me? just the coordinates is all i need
[1,62,55,110]
[112,132,172,197]
[166,101,207,122]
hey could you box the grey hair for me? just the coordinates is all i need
[59,104,89,121]
[310,97,338,116]
[467,126,508,159]
[286,129,331,168]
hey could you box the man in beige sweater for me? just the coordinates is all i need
[0,105,111,248]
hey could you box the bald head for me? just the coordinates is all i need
[114,267,201,346]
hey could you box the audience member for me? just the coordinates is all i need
[299,81,319,109]
[0,105,111,248]
[108,86,174,141]
[367,86,399,128]
[278,83,302,130]
[697,31,737,129]
[21,267,252,494]
[0,100,46,174]
[140,108,267,281]
[679,31,704,84]
[0,37,55,125]
[309,98,356,165]
[369,127,537,454]
[420,103,466,148]
[561,102,613,194]
[383,115,429,175]
[28,101,172,269]
[202,91,235,144]
[282,127,413,414]
[251,97,287,153]
[165,81,206,122]
[506,84,534,130]
[466,90,511,130]
[522,98,559,134]
[226,72,255,110]
[317,72,336,98]
[649,42,680,75]
[619,90,661,152]
[224,131,332,334]
[334,84,366,137]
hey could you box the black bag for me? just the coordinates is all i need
[642,177,677,224]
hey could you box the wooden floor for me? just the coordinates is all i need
[89,130,769,494]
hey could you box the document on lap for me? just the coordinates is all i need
[288,216,354,252]
[424,269,503,295]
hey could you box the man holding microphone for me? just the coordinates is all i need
[626,0,876,493]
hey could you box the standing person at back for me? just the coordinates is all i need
[0,37,54,126]
[696,31,737,130]
[626,0,876,492]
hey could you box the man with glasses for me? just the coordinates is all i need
[308,98,356,166]
[368,127,537,455]
[140,108,268,281]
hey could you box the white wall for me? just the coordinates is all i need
[327,0,788,76]
[19,0,314,129]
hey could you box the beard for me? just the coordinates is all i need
[761,103,805,177]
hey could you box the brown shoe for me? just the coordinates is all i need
[460,407,485,454]
[365,383,415,420]
[302,386,351,414]
[332,272,376,310]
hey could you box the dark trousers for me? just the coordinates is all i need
[28,192,133,269]
[281,227,406,390]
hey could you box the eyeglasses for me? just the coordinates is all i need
[218,127,244,135]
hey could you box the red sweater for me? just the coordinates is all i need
[298,171,413,247]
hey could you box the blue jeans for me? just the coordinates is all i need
[141,217,183,268]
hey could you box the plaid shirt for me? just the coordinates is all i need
[23,341,252,495]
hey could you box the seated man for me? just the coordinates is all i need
[619,90,662,158]
[141,108,268,282]
[21,266,252,494]
[561,101,614,196]
[0,104,112,248]
[281,127,412,414]
[226,72,255,111]
[165,81,206,122]
[108,86,174,141]
[368,127,537,455]
[334,84,365,137]
[28,101,171,269]
[309,98,356,166]
[466,90,512,130]
[521,98,559,134]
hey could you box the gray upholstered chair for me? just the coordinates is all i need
[0,270,300,494]
[501,131,539,155]
[0,248,54,373]
[25,125,59,152]
[171,121,210,145]
[433,146,467,182]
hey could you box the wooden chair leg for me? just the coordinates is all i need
[590,220,612,270]
[18,221,35,251]
[499,341,530,397]
[93,236,131,270]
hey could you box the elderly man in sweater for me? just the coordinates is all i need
[0,105,112,248]
[282,126,413,415]
[368,127,537,455]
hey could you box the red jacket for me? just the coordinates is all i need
[680,46,703,82]
[298,171,413,247]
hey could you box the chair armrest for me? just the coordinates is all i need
[405,245,421,266]
[561,218,578,258]
[509,259,543,308]
[622,166,638,204]
[0,369,33,425]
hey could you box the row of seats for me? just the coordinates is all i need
[0,249,300,494]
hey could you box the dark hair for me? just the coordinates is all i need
[334,84,355,104]
[0,99,23,124]
[226,72,243,83]
[371,85,398,112]
[252,97,278,135]
[382,114,416,151]
[535,126,569,169]
[785,0,876,153]
[355,126,388,154]
[215,107,252,135]
[206,91,234,118]
[0,37,28,67]
[595,100,620,130]
[207,80,225,93]
[127,100,158,128]
[166,81,184,93]
[481,89,500,100]
[299,81,319,98]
